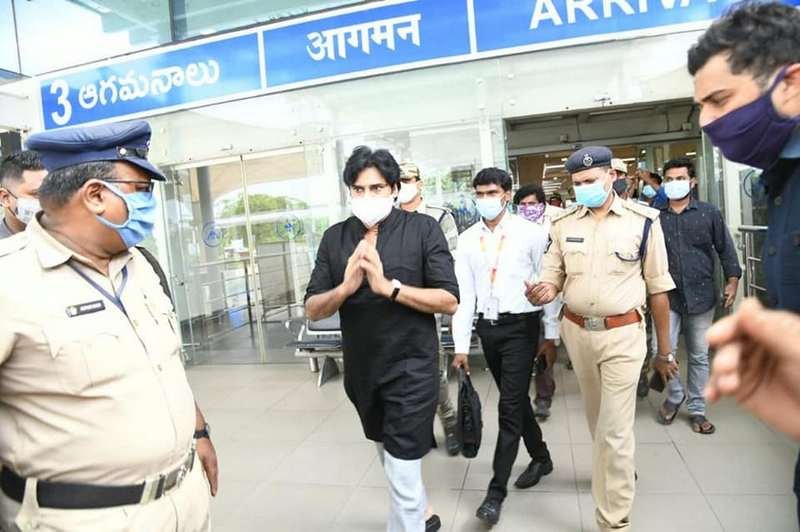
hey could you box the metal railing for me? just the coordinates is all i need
[739,225,769,300]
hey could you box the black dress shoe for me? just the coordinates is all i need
[444,427,461,456]
[514,458,554,489]
[476,497,502,526]
[426,514,441,531]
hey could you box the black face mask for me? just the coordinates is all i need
[612,178,628,196]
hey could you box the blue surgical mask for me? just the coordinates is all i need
[663,180,691,200]
[96,181,157,248]
[476,197,506,221]
[574,181,610,208]
[642,185,657,199]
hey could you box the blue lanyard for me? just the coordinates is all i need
[67,262,129,316]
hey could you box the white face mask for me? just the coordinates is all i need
[397,182,419,205]
[663,180,692,200]
[351,196,394,228]
[476,197,507,221]
[13,197,41,225]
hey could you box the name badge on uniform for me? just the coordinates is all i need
[566,237,585,243]
[483,296,500,321]
[65,300,106,318]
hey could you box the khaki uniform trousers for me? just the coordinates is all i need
[0,453,211,532]
[561,317,646,532]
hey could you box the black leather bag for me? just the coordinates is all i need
[457,368,483,459]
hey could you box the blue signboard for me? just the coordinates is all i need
[262,0,471,87]
[40,33,262,130]
[38,0,798,129]
[473,0,738,52]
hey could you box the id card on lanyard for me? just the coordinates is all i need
[67,262,129,316]
[480,233,505,321]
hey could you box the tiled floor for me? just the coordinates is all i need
[188,358,799,532]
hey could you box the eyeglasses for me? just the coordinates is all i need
[103,179,155,193]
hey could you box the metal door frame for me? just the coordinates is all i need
[162,153,270,364]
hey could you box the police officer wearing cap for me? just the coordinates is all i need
[0,120,217,531]
[529,146,675,532]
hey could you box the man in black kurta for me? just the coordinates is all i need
[304,146,459,532]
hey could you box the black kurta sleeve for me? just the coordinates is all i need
[421,218,460,302]
[304,228,336,302]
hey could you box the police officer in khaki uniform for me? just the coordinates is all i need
[0,121,217,531]
[397,162,461,456]
[529,147,676,532]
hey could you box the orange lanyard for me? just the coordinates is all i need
[479,233,506,290]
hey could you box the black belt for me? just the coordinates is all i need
[477,311,541,326]
[0,449,194,510]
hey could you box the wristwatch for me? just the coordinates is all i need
[390,279,402,301]
[194,422,211,440]
[658,352,676,364]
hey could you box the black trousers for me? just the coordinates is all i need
[477,311,550,500]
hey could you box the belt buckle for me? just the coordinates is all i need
[584,317,606,331]
[140,473,165,504]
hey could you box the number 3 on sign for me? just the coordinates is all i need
[49,80,73,126]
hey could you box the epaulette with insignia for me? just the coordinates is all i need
[0,233,30,258]
[550,205,580,224]
[622,200,660,220]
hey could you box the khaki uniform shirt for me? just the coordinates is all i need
[417,201,458,253]
[543,203,565,228]
[540,195,675,317]
[415,201,458,338]
[0,217,195,485]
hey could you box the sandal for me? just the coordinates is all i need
[690,415,716,435]
[656,395,686,425]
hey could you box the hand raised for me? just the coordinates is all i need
[341,245,366,296]
[359,244,390,297]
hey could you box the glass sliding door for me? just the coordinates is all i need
[242,144,342,363]
[162,157,266,365]
[161,143,343,365]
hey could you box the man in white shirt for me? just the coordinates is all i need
[398,162,461,456]
[512,184,564,419]
[452,168,558,526]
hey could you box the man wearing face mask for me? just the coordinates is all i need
[0,121,216,531]
[397,162,461,457]
[687,1,800,523]
[611,159,631,199]
[0,151,47,239]
[529,147,675,532]
[652,157,741,434]
[451,169,558,526]
[637,170,666,208]
[512,184,564,419]
[305,147,459,532]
